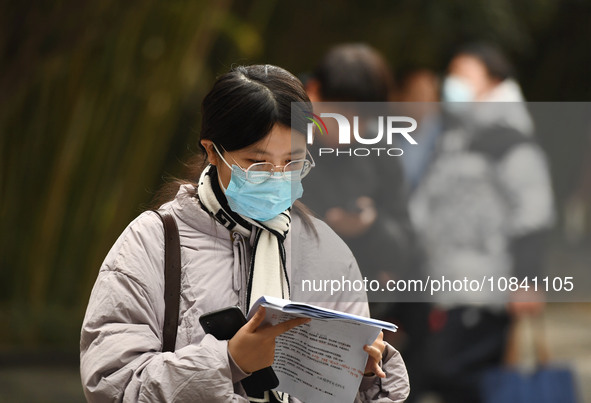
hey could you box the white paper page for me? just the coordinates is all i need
[249,296,397,332]
[263,309,381,403]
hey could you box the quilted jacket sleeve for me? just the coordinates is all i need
[80,212,247,402]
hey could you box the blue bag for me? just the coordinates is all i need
[480,316,579,403]
[481,366,578,403]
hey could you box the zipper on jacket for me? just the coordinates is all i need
[231,232,245,309]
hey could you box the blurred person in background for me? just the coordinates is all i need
[303,43,423,401]
[441,42,534,136]
[394,67,443,193]
[390,66,444,402]
[303,43,416,287]
[409,42,555,402]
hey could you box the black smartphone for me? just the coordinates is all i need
[199,306,280,394]
[200,306,247,340]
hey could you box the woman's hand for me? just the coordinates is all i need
[363,331,386,378]
[228,306,310,374]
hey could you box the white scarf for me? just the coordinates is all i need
[197,164,291,310]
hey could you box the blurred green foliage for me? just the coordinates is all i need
[0,0,270,347]
[1,0,590,348]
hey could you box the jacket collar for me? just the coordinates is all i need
[169,184,232,241]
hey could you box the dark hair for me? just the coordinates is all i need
[312,43,393,102]
[150,65,316,226]
[454,42,514,81]
[199,64,311,152]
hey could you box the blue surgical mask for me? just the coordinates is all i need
[442,76,475,103]
[214,146,304,222]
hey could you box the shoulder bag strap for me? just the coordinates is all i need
[153,210,181,353]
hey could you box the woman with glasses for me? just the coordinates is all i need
[80,65,409,403]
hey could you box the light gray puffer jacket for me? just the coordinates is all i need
[80,185,410,402]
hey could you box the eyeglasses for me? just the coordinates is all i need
[213,143,315,184]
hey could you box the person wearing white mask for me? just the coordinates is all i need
[441,42,534,135]
[410,43,555,403]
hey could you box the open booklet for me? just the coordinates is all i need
[247,296,397,402]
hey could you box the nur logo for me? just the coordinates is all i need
[305,111,418,157]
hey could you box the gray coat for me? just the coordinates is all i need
[80,185,410,402]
